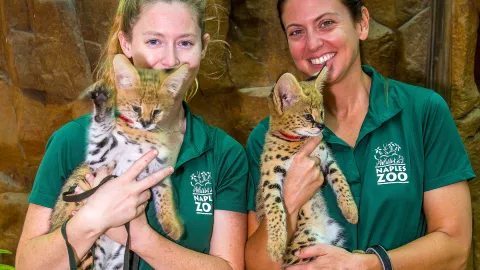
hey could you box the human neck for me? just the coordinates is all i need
[323,62,371,120]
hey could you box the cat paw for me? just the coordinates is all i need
[338,198,358,224]
[282,253,314,267]
[87,82,112,107]
[161,216,184,240]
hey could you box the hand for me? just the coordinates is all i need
[287,244,368,270]
[283,136,324,214]
[76,149,174,234]
[105,208,151,246]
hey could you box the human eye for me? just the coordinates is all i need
[319,20,334,28]
[178,40,194,48]
[288,29,304,37]
[146,39,159,46]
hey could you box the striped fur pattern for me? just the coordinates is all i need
[256,67,358,266]
[49,55,189,269]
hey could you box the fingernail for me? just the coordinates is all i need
[169,166,174,173]
[85,174,91,179]
[295,250,300,256]
[152,149,159,155]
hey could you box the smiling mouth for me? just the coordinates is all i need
[311,53,336,65]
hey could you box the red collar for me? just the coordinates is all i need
[276,131,308,142]
[119,114,134,124]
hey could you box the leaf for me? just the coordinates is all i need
[0,250,12,255]
[0,264,15,270]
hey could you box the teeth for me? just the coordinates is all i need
[311,53,335,65]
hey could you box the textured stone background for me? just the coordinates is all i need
[0,0,478,267]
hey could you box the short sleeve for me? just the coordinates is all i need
[422,93,476,191]
[214,134,249,214]
[28,118,89,208]
[245,118,269,212]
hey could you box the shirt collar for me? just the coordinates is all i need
[323,66,404,147]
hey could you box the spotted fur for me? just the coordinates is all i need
[256,67,358,266]
[49,55,189,269]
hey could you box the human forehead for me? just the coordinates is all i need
[283,0,349,27]
[135,1,201,36]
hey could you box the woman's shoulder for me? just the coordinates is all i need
[387,78,445,108]
[54,114,91,137]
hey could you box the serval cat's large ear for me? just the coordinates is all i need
[314,66,329,93]
[272,73,302,115]
[161,64,189,97]
[113,54,140,90]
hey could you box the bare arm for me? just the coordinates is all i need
[130,210,247,269]
[16,150,171,269]
[370,181,472,270]
[290,181,472,270]
[16,204,103,270]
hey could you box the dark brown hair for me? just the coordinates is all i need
[277,0,364,31]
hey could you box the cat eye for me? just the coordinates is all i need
[304,114,314,121]
[132,105,142,114]
[152,109,161,117]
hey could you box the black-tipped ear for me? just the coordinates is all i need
[161,64,189,96]
[314,67,329,92]
[272,73,302,115]
[113,54,139,90]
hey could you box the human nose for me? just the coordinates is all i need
[306,32,324,52]
[161,44,179,68]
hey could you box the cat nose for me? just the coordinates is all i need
[139,119,151,128]
[315,122,325,130]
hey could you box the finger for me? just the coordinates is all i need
[94,167,111,185]
[286,264,307,270]
[135,202,148,216]
[85,173,95,186]
[137,190,151,205]
[124,149,159,181]
[297,137,320,158]
[296,244,329,258]
[134,166,174,192]
[74,186,84,195]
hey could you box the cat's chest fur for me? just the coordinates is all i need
[86,121,172,179]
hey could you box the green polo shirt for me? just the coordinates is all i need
[246,65,476,252]
[29,103,248,269]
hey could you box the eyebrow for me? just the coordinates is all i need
[285,12,340,30]
[142,32,197,38]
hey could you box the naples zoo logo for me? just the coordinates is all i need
[190,171,213,215]
[374,142,408,185]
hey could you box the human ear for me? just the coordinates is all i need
[201,33,210,59]
[118,31,133,58]
[358,7,370,41]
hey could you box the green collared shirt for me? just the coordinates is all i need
[29,103,248,269]
[246,66,475,251]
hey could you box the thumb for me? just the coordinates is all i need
[135,166,174,192]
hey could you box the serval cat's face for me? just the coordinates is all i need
[113,54,190,131]
[269,67,329,138]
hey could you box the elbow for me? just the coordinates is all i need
[453,246,471,270]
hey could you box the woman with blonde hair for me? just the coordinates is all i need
[16,1,247,269]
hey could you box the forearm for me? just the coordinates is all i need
[245,210,298,270]
[16,212,103,270]
[362,231,470,270]
[132,227,233,269]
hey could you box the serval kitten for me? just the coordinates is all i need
[49,54,188,269]
[256,67,358,266]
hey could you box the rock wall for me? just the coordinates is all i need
[0,0,478,267]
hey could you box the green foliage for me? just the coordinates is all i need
[0,249,15,270]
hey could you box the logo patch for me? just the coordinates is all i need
[374,142,408,185]
[190,171,213,215]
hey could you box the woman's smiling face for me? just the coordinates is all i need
[281,0,368,83]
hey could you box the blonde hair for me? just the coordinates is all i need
[95,0,207,102]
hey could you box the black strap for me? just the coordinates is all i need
[62,175,117,202]
[61,174,139,270]
[366,245,393,270]
[61,218,79,270]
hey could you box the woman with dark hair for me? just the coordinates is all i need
[245,0,475,269]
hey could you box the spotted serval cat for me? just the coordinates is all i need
[256,67,358,266]
[49,54,188,269]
